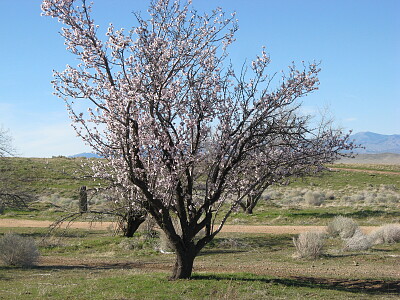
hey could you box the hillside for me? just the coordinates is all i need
[0,157,100,199]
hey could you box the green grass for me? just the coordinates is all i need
[289,169,400,190]
[0,157,102,199]
[2,270,398,299]
[1,158,399,202]
[1,159,400,298]
[330,163,400,173]
[227,205,400,226]
[0,228,399,299]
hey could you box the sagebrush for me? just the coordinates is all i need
[369,224,400,244]
[0,233,39,266]
[293,231,325,259]
[343,229,372,251]
[327,216,359,239]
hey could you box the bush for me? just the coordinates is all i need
[327,216,359,239]
[0,233,39,266]
[293,231,325,259]
[343,229,372,251]
[304,190,325,206]
[139,217,159,239]
[369,224,400,244]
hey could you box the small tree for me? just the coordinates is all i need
[42,0,354,279]
[0,126,15,158]
[0,126,36,212]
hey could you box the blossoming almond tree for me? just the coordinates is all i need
[42,0,354,279]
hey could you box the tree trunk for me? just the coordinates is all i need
[124,214,146,238]
[245,205,254,214]
[241,194,262,214]
[170,247,196,280]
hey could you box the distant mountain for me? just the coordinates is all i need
[69,152,102,158]
[69,132,399,158]
[350,132,400,154]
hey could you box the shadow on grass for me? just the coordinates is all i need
[0,261,171,272]
[203,235,293,254]
[198,249,246,256]
[192,273,400,295]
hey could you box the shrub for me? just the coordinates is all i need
[217,238,248,249]
[0,233,39,267]
[369,224,400,244]
[139,217,159,239]
[304,190,325,206]
[327,216,359,239]
[343,229,372,251]
[293,231,325,259]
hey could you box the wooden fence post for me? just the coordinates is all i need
[79,186,88,213]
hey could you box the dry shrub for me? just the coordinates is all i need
[293,231,325,259]
[218,238,248,249]
[139,216,159,239]
[327,216,359,239]
[0,233,39,267]
[343,229,372,251]
[369,224,400,244]
[304,190,325,206]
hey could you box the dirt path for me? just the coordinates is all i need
[330,167,400,175]
[0,218,377,234]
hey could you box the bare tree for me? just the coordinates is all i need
[42,0,354,279]
[0,126,15,158]
[0,126,32,212]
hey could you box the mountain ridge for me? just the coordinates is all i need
[350,132,400,154]
[69,132,400,158]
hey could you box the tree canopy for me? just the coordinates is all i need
[42,0,354,279]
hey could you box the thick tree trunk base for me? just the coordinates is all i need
[169,250,196,280]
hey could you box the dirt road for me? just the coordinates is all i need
[0,218,377,234]
[330,167,400,175]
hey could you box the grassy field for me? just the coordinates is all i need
[1,157,399,224]
[0,157,399,299]
[0,227,399,299]
[0,157,102,199]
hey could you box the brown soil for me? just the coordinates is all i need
[0,218,377,234]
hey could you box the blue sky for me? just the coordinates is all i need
[0,0,399,157]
